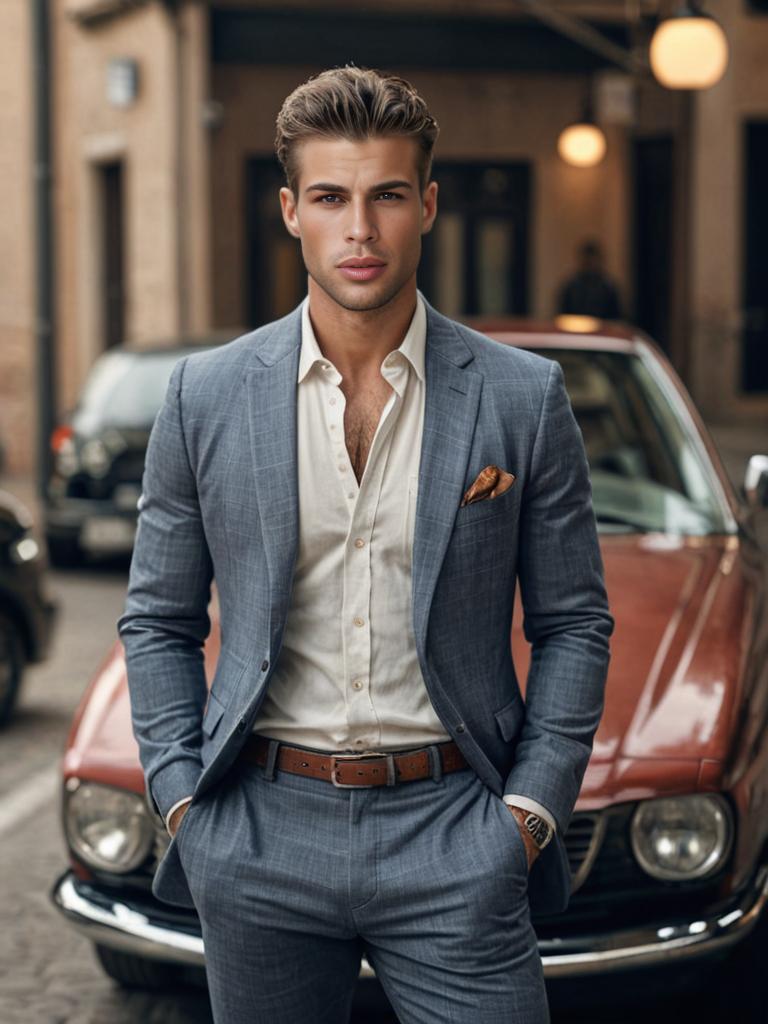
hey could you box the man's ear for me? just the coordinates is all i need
[279,186,301,239]
[421,180,438,236]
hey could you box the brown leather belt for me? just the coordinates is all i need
[238,734,468,788]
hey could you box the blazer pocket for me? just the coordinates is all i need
[455,478,518,528]
[494,693,525,743]
[202,688,227,738]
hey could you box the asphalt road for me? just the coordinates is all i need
[0,558,766,1023]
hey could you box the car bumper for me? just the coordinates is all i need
[51,865,768,978]
[45,499,137,552]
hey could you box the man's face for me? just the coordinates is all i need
[279,135,438,313]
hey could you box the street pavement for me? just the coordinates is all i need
[0,418,767,1022]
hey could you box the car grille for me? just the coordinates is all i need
[563,812,603,892]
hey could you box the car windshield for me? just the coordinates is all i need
[532,348,730,536]
[75,350,202,430]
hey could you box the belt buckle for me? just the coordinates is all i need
[329,751,395,788]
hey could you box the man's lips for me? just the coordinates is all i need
[337,257,386,268]
[337,258,387,282]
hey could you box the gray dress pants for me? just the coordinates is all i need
[175,739,549,1024]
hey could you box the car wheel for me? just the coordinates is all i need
[94,944,188,991]
[0,612,24,726]
[46,533,84,569]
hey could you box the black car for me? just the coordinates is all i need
[0,490,57,724]
[44,333,239,567]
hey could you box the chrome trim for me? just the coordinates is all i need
[51,865,768,979]
[541,864,768,976]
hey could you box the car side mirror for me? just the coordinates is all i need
[744,454,768,509]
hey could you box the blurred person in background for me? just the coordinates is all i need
[557,239,623,320]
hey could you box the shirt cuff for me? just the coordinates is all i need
[502,794,557,834]
[164,795,194,834]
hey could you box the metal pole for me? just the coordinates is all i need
[31,0,55,501]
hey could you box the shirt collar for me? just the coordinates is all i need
[297,293,426,385]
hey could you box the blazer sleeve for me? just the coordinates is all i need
[116,356,212,822]
[504,358,614,833]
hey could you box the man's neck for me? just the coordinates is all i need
[307,279,418,384]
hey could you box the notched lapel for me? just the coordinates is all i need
[412,303,483,653]
[244,309,302,650]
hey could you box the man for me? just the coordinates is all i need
[556,239,623,320]
[118,67,613,1023]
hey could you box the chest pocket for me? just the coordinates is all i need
[453,473,519,528]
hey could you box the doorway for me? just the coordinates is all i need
[99,161,125,350]
[420,162,531,317]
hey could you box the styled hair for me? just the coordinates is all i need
[275,66,439,194]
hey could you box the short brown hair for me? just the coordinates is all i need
[275,66,439,194]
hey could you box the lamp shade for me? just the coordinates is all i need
[650,11,728,89]
[557,123,607,168]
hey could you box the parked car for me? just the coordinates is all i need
[50,319,768,1006]
[44,331,243,567]
[0,490,57,724]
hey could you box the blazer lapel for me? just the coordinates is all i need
[243,298,482,666]
[412,301,482,655]
[245,307,302,655]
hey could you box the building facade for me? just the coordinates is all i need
[1,0,766,477]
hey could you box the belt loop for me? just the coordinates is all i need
[386,753,397,786]
[263,738,280,781]
[428,744,443,783]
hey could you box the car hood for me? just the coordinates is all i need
[511,533,754,807]
[64,536,754,810]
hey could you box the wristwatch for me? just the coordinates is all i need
[520,812,554,851]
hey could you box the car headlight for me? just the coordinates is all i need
[10,535,39,565]
[80,439,110,477]
[630,794,733,881]
[64,780,156,873]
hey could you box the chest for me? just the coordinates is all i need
[342,380,394,483]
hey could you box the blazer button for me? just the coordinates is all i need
[237,718,247,733]
[261,659,269,672]
[456,723,465,733]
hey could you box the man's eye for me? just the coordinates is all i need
[318,194,342,204]
[376,192,402,201]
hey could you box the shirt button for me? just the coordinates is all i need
[352,679,364,690]
[330,424,336,430]
[353,616,365,627]
[329,397,336,405]
[261,659,269,671]
[354,538,365,548]
[354,738,365,747]
[347,492,354,499]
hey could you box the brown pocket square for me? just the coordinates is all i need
[460,465,517,507]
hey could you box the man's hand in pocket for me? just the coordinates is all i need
[167,797,193,838]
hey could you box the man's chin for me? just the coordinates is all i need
[311,276,408,313]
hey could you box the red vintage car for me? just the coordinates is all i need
[50,318,768,1007]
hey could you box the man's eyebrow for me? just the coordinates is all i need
[304,180,414,194]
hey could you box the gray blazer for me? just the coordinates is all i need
[117,298,614,916]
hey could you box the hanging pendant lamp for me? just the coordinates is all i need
[650,1,728,89]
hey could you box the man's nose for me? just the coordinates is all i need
[344,199,377,244]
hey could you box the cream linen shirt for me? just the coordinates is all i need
[165,295,555,835]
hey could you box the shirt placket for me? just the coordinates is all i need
[327,368,404,750]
